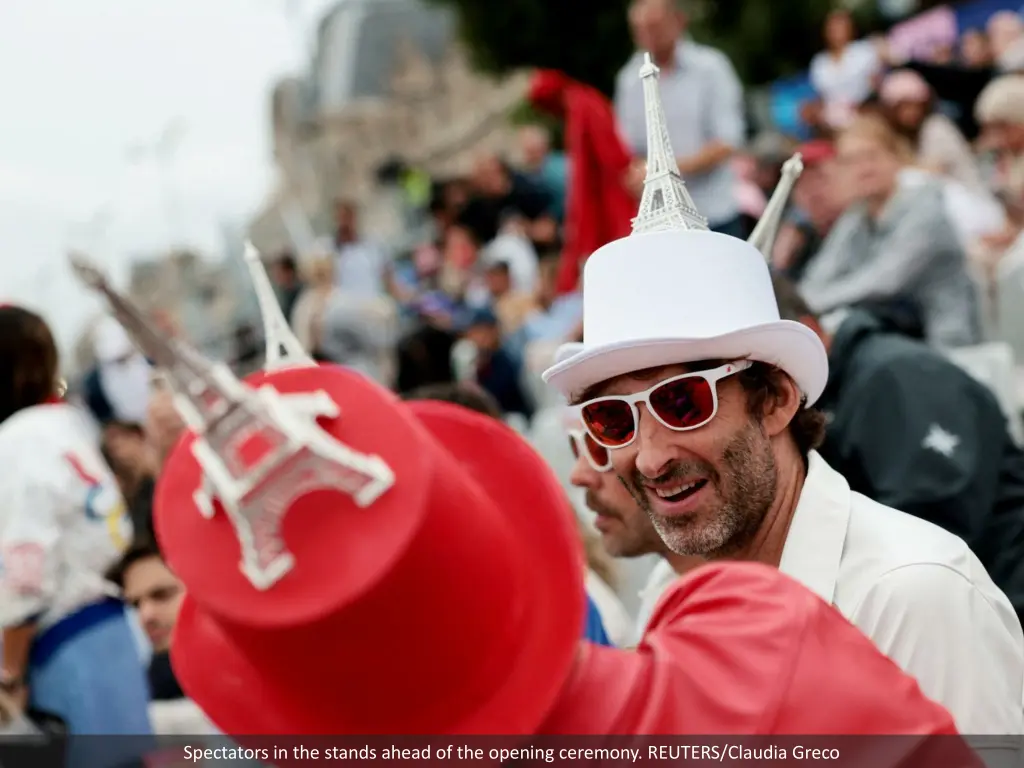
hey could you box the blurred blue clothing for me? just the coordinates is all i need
[525,153,569,221]
[584,595,612,646]
[519,294,584,346]
[29,600,153,736]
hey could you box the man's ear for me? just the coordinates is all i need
[761,372,803,440]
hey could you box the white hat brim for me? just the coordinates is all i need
[542,321,828,407]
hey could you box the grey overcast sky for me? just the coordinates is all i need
[0,0,335,350]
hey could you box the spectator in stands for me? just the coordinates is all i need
[269,251,303,324]
[401,382,617,645]
[519,256,584,353]
[988,11,1024,72]
[82,316,152,427]
[0,305,151,737]
[144,376,184,474]
[773,275,1024,624]
[879,69,983,189]
[973,74,1024,277]
[517,124,568,222]
[977,74,1024,223]
[615,0,745,237]
[808,9,883,133]
[332,199,388,300]
[462,307,532,419]
[481,257,535,338]
[771,140,849,281]
[291,254,340,362]
[461,153,557,251]
[961,28,993,68]
[565,410,690,643]
[101,420,157,543]
[798,114,981,347]
[108,540,216,734]
[529,69,636,293]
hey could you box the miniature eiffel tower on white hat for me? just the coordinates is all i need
[243,241,315,370]
[632,53,709,234]
[69,253,393,591]
[747,153,805,259]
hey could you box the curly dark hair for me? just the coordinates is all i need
[737,362,826,458]
[0,306,59,424]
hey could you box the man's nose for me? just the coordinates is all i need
[569,455,600,490]
[633,406,678,480]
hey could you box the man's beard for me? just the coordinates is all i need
[624,419,777,559]
[585,489,660,558]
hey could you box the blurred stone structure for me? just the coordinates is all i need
[70,250,248,375]
[248,0,529,258]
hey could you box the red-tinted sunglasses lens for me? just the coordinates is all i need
[649,375,715,429]
[584,433,610,467]
[581,400,635,447]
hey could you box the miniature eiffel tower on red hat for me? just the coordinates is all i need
[69,253,394,590]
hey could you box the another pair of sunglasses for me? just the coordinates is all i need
[567,428,612,473]
[580,360,752,449]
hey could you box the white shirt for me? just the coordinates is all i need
[810,41,881,128]
[635,559,677,645]
[635,452,1023,740]
[0,404,132,630]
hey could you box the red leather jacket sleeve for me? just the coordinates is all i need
[542,563,966,745]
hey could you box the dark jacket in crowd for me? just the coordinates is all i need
[817,311,1024,621]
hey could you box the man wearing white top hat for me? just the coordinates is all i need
[543,54,1024,743]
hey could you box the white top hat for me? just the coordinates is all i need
[543,55,827,406]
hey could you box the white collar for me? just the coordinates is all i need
[777,451,852,604]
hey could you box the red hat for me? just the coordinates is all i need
[158,365,584,735]
[70,250,584,734]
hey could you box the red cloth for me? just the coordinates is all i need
[543,563,972,755]
[529,70,636,294]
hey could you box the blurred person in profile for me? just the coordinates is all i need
[565,407,698,643]
[773,274,1024,622]
[878,69,982,189]
[798,113,982,347]
[528,70,635,293]
[615,0,745,237]
[401,382,616,646]
[108,540,215,734]
[808,9,882,133]
[0,305,151,735]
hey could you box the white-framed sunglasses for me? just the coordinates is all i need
[579,359,752,450]
[567,427,613,473]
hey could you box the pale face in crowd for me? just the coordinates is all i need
[122,554,185,653]
[585,363,800,558]
[836,131,902,204]
[568,434,664,559]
